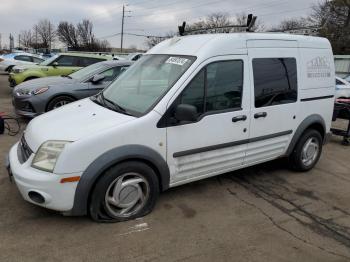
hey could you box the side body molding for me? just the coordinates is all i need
[68,145,170,216]
[286,114,326,156]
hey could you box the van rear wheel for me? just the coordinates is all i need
[89,161,159,222]
[289,129,323,171]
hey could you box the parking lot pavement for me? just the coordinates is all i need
[1,74,350,262]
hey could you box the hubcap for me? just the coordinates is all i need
[104,173,150,218]
[53,100,70,109]
[301,137,319,167]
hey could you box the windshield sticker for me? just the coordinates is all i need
[166,57,189,66]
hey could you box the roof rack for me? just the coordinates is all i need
[178,14,257,36]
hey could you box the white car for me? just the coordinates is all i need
[0,53,44,73]
[335,76,350,99]
[7,33,335,222]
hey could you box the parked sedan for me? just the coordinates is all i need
[12,60,132,117]
[0,53,44,73]
[336,76,350,99]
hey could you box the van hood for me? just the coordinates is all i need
[24,98,135,152]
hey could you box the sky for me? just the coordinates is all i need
[0,0,320,50]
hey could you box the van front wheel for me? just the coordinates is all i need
[289,129,323,171]
[89,161,159,222]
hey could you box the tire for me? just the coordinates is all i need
[289,129,323,172]
[46,96,75,111]
[89,161,160,223]
[5,65,14,73]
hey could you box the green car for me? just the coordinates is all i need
[9,53,113,87]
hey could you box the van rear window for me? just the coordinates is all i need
[253,58,297,108]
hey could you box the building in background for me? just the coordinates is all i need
[334,55,350,78]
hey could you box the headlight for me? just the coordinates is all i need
[16,87,49,96]
[13,68,27,73]
[32,141,71,173]
[33,87,49,95]
[16,89,32,96]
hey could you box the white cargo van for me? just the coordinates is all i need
[7,33,335,222]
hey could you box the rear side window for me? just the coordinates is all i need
[32,57,44,63]
[54,55,80,66]
[100,66,129,82]
[14,55,32,62]
[253,58,297,108]
[180,60,243,116]
[79,57,104,67]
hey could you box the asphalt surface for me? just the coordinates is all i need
[1,74,350,262]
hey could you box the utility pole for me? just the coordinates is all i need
[48,22,51,52]
[120,4,131,53]
[121,5,125,53]
[18,34,21,49]
[0,33,2,50]
[35,25,38,52]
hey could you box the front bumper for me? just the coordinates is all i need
[8,74,17,87]
[8,143,82,212]
[12,95,42,118]
[9,73,25,87]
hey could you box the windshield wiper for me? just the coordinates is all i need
[62,75,72,79]
[99,92,133,116]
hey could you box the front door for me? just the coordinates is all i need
[165,56,251,186]
[246,46,299,165]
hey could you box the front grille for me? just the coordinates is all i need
[18,135,33,164]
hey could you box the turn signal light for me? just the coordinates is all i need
[60,176,80,183]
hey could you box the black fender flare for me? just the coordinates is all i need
[286,114,326,156]
[68,145,170,216]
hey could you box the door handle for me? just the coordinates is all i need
[254,112,267,119]
[232,115,247,122]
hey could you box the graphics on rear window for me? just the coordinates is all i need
[307,56,331,78]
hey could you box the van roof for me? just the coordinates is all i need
[148,33,331,58]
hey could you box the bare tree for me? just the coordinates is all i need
[97,39,111,52]
[57,21,79,50]
[310,0,350,54]
[56,19,110,51]
[34,19,56,49]
[77,19,95,50]
[19,30,33,48]
[270,17,311,32]
[145,32,175,49]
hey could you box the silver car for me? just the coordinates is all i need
[0,52,45,73]
[12,60,133,117]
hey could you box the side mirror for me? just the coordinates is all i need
[91,74,106,84]
[174,104,197,123]
[52,61,58,67]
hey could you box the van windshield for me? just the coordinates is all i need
[102,54,195,116]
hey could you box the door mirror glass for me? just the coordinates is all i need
[91,74,106,84]
[52,61,59,67]
[175,104,197,123]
